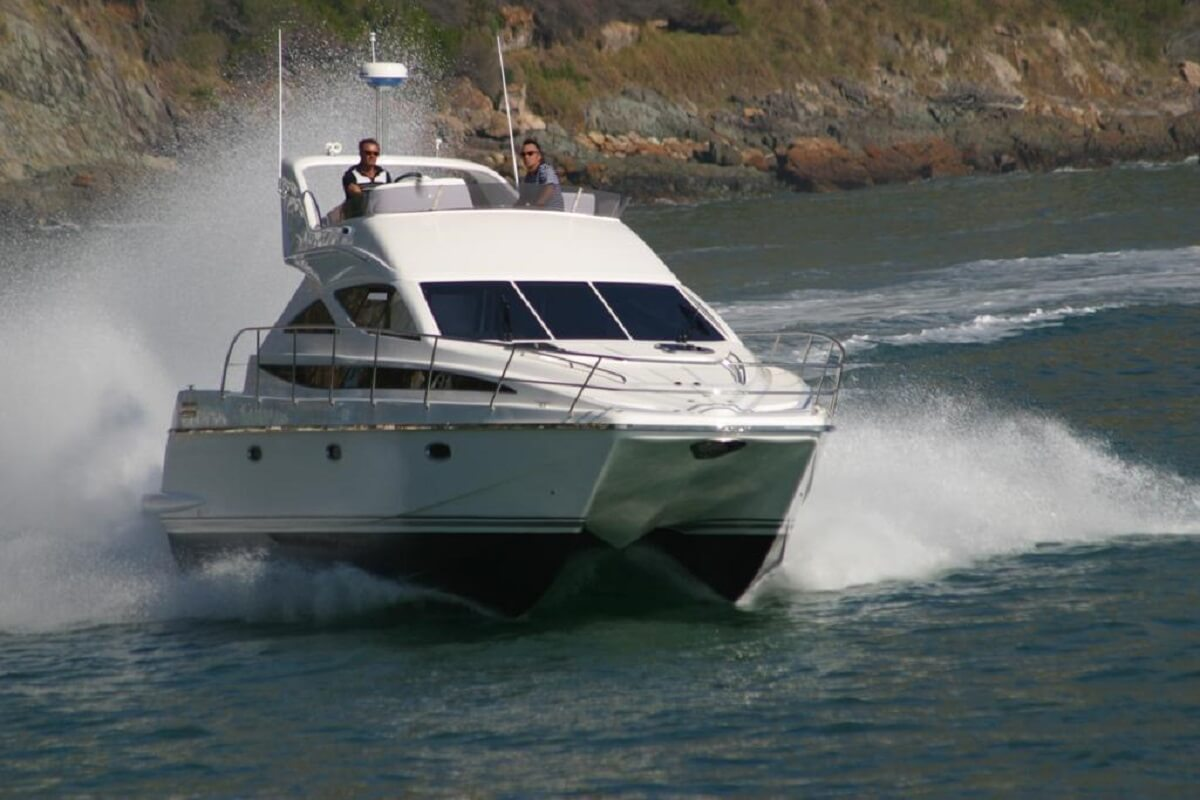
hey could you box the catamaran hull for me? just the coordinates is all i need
[152,425,820,615]
[165,528,787,616]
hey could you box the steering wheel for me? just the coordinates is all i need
[393,171,425,183]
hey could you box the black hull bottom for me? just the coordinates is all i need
[643,529,787,602]
[168,529,786,616]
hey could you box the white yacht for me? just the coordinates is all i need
[143,64,845,616]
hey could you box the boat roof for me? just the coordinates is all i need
[348,210,675,283]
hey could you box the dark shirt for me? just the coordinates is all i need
[342,165,391,217]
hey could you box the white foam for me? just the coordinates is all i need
[0,61,445,633]
[845,304,1109,351]
[780,390,1200,592]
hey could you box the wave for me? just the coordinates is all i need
[719,245,1200,345]
[844,304,1111,351]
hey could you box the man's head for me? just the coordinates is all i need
[358,138,381,164]
[520,138,543,170]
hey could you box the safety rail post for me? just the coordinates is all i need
[220,327,253,398]
[291,330,298,403]
[490,347,518,411]
[219,331,234,397]
[254,329,262,402]
[825,339,845,414]
[328,327,338,404]
[370,327,382,405]
[799,334,815,366]
[567,356,602,417]
[423,336,440,409]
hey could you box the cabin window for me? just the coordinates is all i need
[515,282,627,340]
[284,300,336,333]
[259,363,513,393]
[335,284,417,333]
[421,281,548,341]
[594,283,723,342]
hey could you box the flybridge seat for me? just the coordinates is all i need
[367,178,474,214]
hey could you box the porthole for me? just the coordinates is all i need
[247,445,263,462]
[326,443,342,461]
[426,442,451,461]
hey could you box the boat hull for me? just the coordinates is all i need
[153,422,819,615]
[166,526,787,616]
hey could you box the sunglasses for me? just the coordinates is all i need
[361,150,380,156]
[521,150,538,157]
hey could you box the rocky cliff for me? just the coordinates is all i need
[2,0,1199,215]
[0,0,182,215]
[444,1,1200,198]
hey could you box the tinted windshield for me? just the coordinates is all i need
[420,281,723,342]
[516,282,627,340]
[422,281,548,340]
[594,283,723,341]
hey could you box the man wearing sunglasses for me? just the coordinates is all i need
[342,138,392,218]
[517,138,564,211]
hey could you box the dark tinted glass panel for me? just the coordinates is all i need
[516,282,626,340]
[284,300,335,333]
[594,283,723,342]
[260,363,514,393]
[421,282,547,340]
[336,285,393,329]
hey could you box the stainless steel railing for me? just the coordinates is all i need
[218,325,845,418]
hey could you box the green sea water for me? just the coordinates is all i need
[1,160,1198,796]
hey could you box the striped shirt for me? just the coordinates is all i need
[523,161,564,210]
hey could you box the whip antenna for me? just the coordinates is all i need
[496,35,519,187]
[277,29,283,178]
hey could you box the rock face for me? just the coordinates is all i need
[1182,60,1200,87]
[0,0,177,185]
[3,2,1200,208]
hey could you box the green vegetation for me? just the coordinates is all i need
[125,0,1189,119]
[1056,0,1184,58]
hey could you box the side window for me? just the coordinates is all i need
[336,285,418,334]
[284,300,335,333]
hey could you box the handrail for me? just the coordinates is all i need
[217,324,846,420]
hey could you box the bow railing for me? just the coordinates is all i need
[218,326,845,419]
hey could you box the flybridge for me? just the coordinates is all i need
[278,155,629,261]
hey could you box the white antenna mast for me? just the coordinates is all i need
[277,29,283,178]
[496,34,519,187]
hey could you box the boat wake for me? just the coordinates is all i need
[843,303,1111,351]
[777,388,1200,594]
[719,245,1200,350]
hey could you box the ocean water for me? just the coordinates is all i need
[1,155,1198,796]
